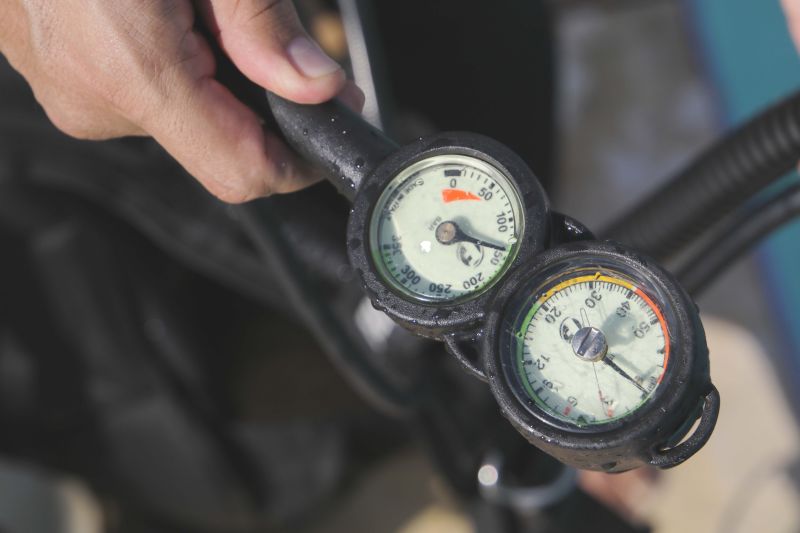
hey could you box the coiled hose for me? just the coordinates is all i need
[677,182,800,295]
[604,90,800,260]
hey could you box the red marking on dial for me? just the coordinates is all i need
[599,391,614,418]
[442,189,481,203]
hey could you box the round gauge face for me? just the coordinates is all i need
[509,269,670,428]
[369,154,524,303]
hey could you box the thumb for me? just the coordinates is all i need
[199,0,346,104]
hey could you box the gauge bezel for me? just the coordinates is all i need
[482,241,713,471]
[347,132,549,338]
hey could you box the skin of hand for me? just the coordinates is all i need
[784,0,800,51]
[0,0,364,202]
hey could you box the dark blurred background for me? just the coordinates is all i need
[0,1,799,532]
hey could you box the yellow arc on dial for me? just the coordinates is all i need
[515,272,670,427]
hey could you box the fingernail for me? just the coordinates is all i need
[287,36,341,78]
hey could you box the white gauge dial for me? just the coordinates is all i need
[369,154,524,302]
[516,272,669,427]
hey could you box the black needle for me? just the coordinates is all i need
[603,356,648,395]
[435,220,507,251]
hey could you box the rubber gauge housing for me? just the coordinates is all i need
[347,132,550,338]
[482,241,719,472]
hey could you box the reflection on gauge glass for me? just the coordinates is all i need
[507,267,670,427]
[369,154,524,303]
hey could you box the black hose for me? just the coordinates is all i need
[236,201,419,416]
[677,182,800,296]
[604,90,800,260]
[267,92,398,200]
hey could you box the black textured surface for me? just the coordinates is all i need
[267,92,398,200]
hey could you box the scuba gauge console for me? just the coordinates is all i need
[483,242,718,471]
[264,92,719,472]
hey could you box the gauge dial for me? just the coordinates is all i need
[369,154,524,302]
[512,270,669,427]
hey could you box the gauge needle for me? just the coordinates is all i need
[603,356,648,395]
[591,363,610,416]
[435,221,507,251]
[580,308,590,328]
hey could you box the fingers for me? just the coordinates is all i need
[141,28,364,202]
[198,0,346,104]
[151,1,363,202]
[7,0,360,202]
[783,0,800,52]
[145,64,308,202]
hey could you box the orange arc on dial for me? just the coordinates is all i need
[442,189,481,203]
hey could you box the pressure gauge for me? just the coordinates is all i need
[369,154,524,302]
[348,133,549,337]
[482,242,719,472]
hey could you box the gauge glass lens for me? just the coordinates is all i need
[510,268,670,427]
[369,154,524,302]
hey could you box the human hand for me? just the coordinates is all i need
[0,0,363,202]
[784,0,800,53]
